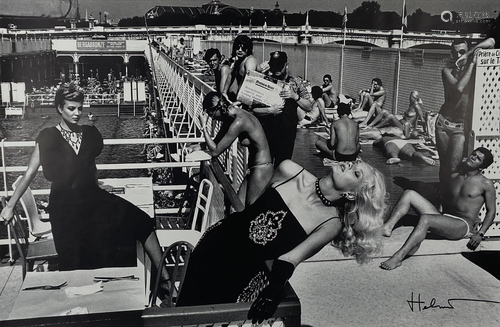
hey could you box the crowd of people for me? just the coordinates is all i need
[1,33,496,323]
[177,34,497,321]
[28,71,149,106]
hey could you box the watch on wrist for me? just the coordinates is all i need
[478,232,485,238]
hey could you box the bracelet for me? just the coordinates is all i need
[295,94,301,102]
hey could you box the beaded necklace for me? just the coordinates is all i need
[57,123,82,154]
[315,178,335,207]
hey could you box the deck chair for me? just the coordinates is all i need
[2,198,58,280]
[158,176,213,233]
[150,240,194,308]
[12,176,52,239]
[188,179,213,233]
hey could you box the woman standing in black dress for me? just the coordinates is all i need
[1,84,169,282]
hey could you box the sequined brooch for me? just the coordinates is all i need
[249,210,287,245]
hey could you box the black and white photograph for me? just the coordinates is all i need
[0,0,499,326]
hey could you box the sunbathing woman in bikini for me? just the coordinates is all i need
[199,92,273,207]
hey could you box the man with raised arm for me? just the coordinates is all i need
[380,147,496,270]
[435,39,477,185]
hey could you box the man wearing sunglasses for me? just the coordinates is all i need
[436,39,477,186]
[222,35,259,101]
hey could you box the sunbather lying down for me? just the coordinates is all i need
[373,135,435,166]
[359,126,407,142]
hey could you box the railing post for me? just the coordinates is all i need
[1,139,8,197]
[394,48,402,114]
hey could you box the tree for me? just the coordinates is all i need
[409,8,432,32]
[350,1,382,29]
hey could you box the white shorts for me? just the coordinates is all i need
[443,213,473,238]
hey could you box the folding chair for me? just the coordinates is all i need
[149,240,194,308]
[12,175,52,239]
[2,198,58,280]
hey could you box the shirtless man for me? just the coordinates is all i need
[356,78,386,126]
[321,74,338,108]
[203,48,231,94]
[315,103,360,161]
[222,35,259,102]
[436,39,477,185]
[380,147,496,270]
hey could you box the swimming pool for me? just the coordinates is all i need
[0,115,148,192]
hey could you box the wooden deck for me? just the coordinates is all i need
[0,127,442,322]
[292,128,441,211]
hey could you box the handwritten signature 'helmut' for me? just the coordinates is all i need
[407,292,500,312]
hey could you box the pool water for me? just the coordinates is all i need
[0,115,148,193]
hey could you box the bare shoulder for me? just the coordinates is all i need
[272,160,307,184]
[480,175,495,190]
[245,56,258,68]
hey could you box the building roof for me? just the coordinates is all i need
[146,0,273,19]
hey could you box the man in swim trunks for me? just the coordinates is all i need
[321,74,338,108]
[355,78,386,126]
[315,103,360,161]
[380,147,496,270]
[436,39,477,186]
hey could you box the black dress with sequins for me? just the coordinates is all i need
[176,169,309,306]
[36,125,154,271]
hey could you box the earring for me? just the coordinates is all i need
[342,192,355,201]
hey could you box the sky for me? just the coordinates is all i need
[77,0,499,21]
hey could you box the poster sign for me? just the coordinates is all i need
[476,48,500,67]
[5,107,23,116]
[237,71,286,107]
[77,40,126,50]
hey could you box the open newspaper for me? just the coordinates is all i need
[236,71,286,107]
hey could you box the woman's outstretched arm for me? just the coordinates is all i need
[1,144,41,220]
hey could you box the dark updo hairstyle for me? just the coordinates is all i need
[231,35,253,57]
[54,83,84,114]
[202,91,230,115]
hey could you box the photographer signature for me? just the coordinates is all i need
[407,292,500,312]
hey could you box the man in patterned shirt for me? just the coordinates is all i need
[253,51,313,167]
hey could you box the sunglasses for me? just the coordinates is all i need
[235,44,247,51]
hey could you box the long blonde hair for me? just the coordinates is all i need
[332,164,387,264]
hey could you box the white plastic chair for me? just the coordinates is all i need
[189,179,213,233]
[12,176,52,239]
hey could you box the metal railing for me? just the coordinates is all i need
[145,43,247,192]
